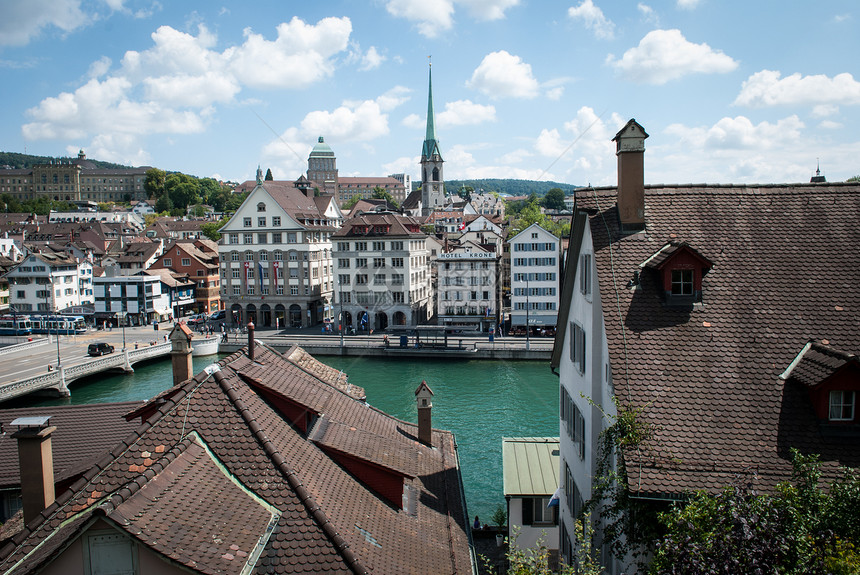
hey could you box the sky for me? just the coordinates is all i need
[1,1,859,188]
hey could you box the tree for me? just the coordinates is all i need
[200,219,227,241]
[341,195,362,211]
[164,173,200,210]
[371,186,399,208]
[651,450,860,575]
[144,168,166,199]
[848,175,860,182]
[265,168,274,181]
[155,192,173,213]
[542,188,566,211]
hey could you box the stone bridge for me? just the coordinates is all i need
[0,342,171,403]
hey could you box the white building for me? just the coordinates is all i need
[436,243,499,332]
[93,274,171,327]
[5,253,93,314]
[332,211,432,331]
[218,172,343,329]
[509,223,561,331]
[503,437,560,557]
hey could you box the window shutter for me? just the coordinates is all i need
[522,498,533,526]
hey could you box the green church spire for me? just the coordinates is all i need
[422,62,442,160]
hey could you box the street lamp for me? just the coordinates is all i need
[119,310,127,351]
[46,274,61,368]
[522,275,530,351]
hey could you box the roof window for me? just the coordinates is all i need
[640,241,712,307]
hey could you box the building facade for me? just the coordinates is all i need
[93,274,171,327]
[0,150,149,203]
[509,223,561,331]
[149,239,221,315]
[5,253,93,314]
[332,212,433,331]
[218,178,342,329]
[436,244,499,333]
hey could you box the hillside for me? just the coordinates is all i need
[444,178,578,197]
[0,151,132,170]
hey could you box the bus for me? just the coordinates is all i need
[0,316,33,336]
[30,315,87,335]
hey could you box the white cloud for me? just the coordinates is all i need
[496,148,532,164]
[546,86,564,100]
[401,113,424,130]
[734,70,860,108]
[637,3,659,24]
[812,104,839,118]
[818,120,842,130]
[702,115,805,150]
[299,90,411,143]
[375,86,411,111]
[0,0,89,46]
[467,50,540,99]
[360,46,385,71]
[384,0,455,38]
[229,17,352,89]
[676,0,700,8]
[535,129,567,158]
[437,100,496,127]
[87,56,112,79]
[607,29,738,84]
[568,0,615,40]
[457,0,520,20]
[382,156,419,175]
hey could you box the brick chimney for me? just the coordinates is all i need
[11,416,56,526]
[415,381,434,446]
[612,119,649,231]
[169,323,194,386]
[247,321,255,361]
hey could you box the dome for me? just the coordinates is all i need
[309,136,335,158]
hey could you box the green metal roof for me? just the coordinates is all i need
[309,136,335,157]
[502,437,559,496]
[422,66,443,159]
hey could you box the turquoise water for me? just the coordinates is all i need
[6,353,559,522]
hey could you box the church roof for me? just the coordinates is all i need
[310,136,335,158]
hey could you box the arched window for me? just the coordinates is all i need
[257,202,266,212]
[245,251,253,261]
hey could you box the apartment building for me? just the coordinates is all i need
[509,223,561,332]
[5,252,93,314]
[436,242,499,333]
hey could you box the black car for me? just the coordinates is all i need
[87,342,115,357]
[209,310,225,321]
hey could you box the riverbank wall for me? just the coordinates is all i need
[220,341,551,361]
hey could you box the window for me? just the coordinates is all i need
[258,217,266,227]
[355,242,367,251]
[356,274,368,285]
[356,258,367,268]
[569,322,586,374]
[338,258,350,268]
[163,258,172,267]
[392,257,404,268]
[372,241,385,251]
[231,252,239,261]
[391,241,403,250]
[671,269,694,295]
[830,391,856,421]
[259,251,268,261]
[233,286,240,295]
[564,463,583,518]
[181,258,190,267]
[393,292,404,303]
[373,258,386,268]
[288,251,298,261]
[258,233,267,244]
[272,232,282,243]
[232,269,240,279]
[392,274,404,285]
[257,202,266,212]
[287,232,297,243]
[243,233,253,244]
[339,274,350,285]
[273,250,282,261]
[276,286,283,295]
[290,286,298,295]
[580,253,591,297]
[229,234,239,245]
[245,251,253,261]
[243,217,252,227]
[272,216,281,226]
[521,497,557,526]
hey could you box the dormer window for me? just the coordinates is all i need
[640,242,712,307]
[830,391,856,421]
[257,202,266,212]
[671,269,693,296]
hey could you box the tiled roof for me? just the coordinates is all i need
[572,182,860,496]
[0,345,472,574]
[0,402,142,490]
[332,213,425,238]
[780,342,858,388]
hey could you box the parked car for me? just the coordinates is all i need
[87,342,115,357]
[209,310,225,321]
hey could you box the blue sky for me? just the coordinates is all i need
[1,0,858,187]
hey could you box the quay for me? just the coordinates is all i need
[0,323,552,403]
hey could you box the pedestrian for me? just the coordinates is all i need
[473,516,480,530]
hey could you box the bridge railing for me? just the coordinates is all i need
[0,338,50,356]
[0,343,172,403]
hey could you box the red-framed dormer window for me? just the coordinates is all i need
[640,242,712,305]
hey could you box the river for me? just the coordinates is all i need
[5,352,560,522]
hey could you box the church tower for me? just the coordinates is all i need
[420,63,445,215]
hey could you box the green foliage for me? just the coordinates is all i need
[492,504,508,529]
[542,188,566,211]
[224,191,248,212]
[97,202,115,212]
[265,168,274,181]
[0,194,74,215]
[341,195,362,211]
[508,195,569,238]
[847,175,860,182]
[200,218,228,241]
[0,151,129,170]
[444,178,575,197]
[650,450,860,575]
[155,192,173,213]
[371,186,400,208]
[144,168,166,199]
[484,521,605,575]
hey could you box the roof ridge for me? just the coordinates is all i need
[212,367,369,575]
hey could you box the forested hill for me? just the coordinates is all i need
[443,178,578,197]
[0,152,132,170]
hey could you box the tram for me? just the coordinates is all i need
[0,316,33,336]
[30,315,87,335]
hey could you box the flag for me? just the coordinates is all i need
[547,487,562,508]
[458,221,465,231]
[258,261,264,283]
